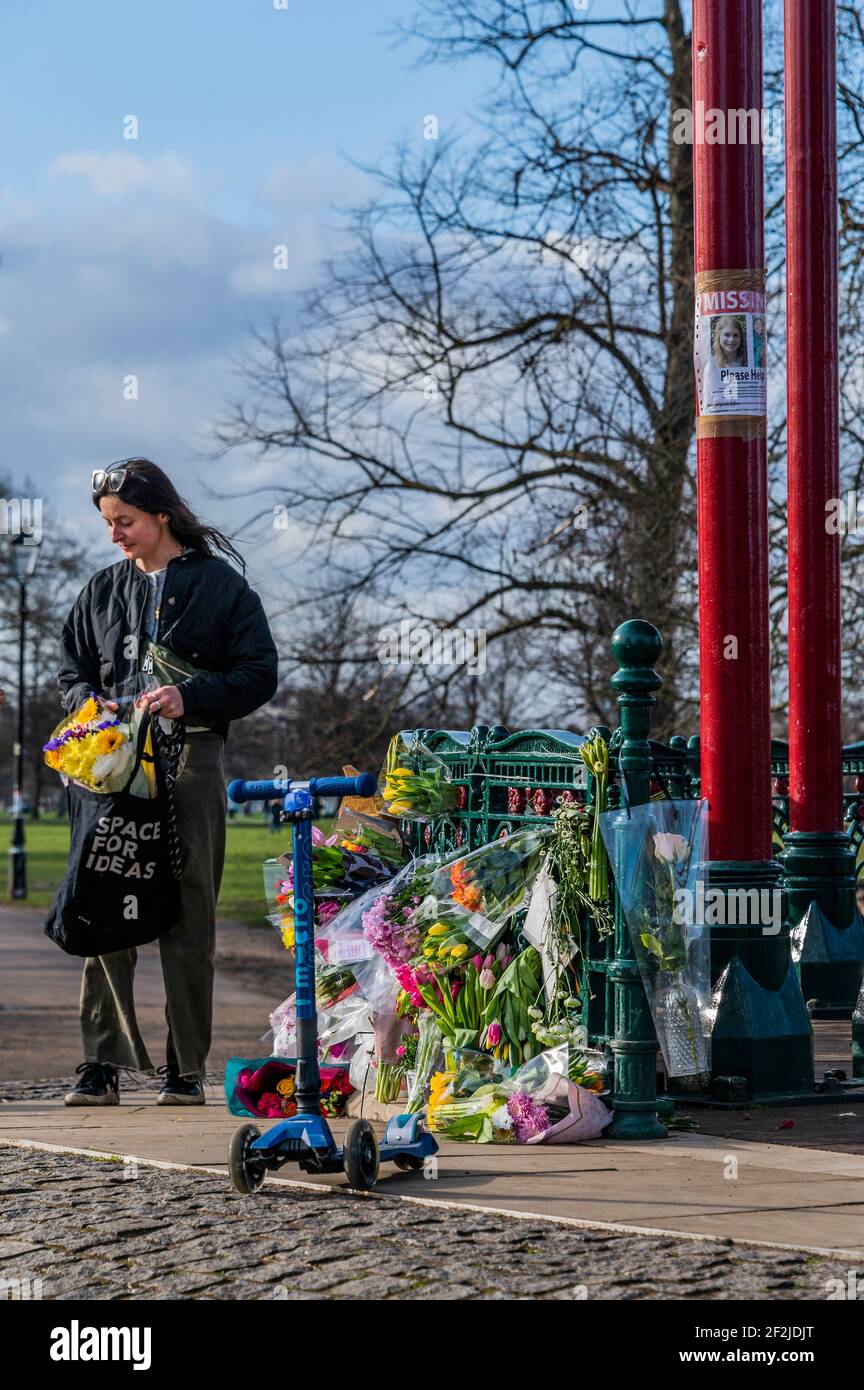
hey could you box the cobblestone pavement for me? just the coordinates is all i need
[0,1145,856,1301]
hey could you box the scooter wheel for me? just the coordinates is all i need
[344,1118,380,1191]
[393,1154,425,1172]
[229,1124,266,1195]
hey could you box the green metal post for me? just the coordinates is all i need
[608,619,666,1140]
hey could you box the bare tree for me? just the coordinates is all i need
[216,0,864,742]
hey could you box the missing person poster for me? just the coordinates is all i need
[694,271,766,438]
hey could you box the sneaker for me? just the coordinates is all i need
[156,1064,205,1106]
[63,1062,119,1107]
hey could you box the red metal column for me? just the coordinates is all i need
[781,1,861,1014]
[693,0,771,863]
[785,0,842,834]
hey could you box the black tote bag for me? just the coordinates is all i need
[44,711,184,956]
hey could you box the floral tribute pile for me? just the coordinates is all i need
[252,757,619,1138]
[240,733,711,1137]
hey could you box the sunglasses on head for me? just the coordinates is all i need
[91,458,148,496]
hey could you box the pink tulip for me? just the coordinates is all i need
[487,1022,502,1046]
[479,968,496,990]
[483,952,494,968]
[450,982,461,1001]
[472,954,483,971]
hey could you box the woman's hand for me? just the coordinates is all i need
[138,685,185,720]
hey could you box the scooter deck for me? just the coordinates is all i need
[248,1111,438,1175]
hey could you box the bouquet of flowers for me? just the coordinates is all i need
[334,807,406,868]
[480,945,543,1067]
[264,823,399,951]
[43,694,143,795]
[428,828,551,949]
[427,1045,610,1143]
[230,1058,354,1120]
[396,943,513,1050]
[379,733,459,820]
[599,799,711,1077]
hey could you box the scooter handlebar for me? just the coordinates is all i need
[227,773,377,804]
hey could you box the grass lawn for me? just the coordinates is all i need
[0,814,334,928]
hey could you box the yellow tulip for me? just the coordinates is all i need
[450,943,469,959]
[427,922,450,937]
[387,801,413,814]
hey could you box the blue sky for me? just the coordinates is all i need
[0,0,489,591]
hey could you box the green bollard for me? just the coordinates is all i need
[607,619,667,1140]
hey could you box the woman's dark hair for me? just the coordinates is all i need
[93,458,245,571]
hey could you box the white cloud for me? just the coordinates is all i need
[49,151,194,198]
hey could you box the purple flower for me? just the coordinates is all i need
[507,1091,549,1143]
[362,890,421,968]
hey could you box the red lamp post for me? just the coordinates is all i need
[692,0,811,1095]
[781,0,862,1011]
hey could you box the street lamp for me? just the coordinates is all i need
[8,534,41,898]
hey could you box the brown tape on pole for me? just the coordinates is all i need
[695,268,766,295]
[696,416,766,440]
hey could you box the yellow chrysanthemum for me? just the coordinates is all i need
[73,697,101,725]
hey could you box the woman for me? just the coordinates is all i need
[58,458,278,1106]
[700,314,746,412]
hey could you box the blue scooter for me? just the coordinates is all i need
[225,771,438,1194]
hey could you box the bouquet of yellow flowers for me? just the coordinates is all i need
[379,733,458,820]
[43,694,148,795]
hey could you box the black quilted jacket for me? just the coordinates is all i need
[57,549,279,740]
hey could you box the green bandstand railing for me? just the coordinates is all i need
[399,620,864,1121]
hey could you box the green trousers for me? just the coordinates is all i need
[79,732,227,1079]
